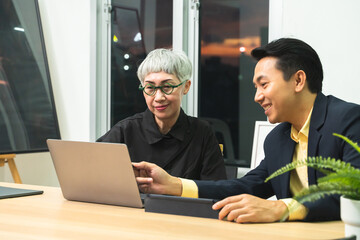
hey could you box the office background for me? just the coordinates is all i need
[1,0,360,187]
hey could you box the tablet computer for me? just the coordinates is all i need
[0,186,43,199]
[144,194,219,219]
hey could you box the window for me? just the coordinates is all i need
[103,0,269,168]
[110,0,173,126]
[198,0,269,166]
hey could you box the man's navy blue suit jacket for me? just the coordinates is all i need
[195,93,360,221]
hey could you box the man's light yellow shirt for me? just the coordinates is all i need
[180,108,313,221]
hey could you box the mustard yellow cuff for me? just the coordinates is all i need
[281,198,308,221]
[179,178,198,198]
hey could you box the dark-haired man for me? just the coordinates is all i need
[133,38,360,223]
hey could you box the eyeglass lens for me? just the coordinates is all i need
[144,83,173,95]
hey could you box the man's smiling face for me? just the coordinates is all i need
[253,57,298,124]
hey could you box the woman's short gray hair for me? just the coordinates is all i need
[137,48,192,85]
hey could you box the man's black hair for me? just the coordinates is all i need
[251,38,323,93]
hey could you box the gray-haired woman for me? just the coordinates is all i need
[98,48,226,180]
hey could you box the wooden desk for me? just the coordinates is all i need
[0,182,344,240]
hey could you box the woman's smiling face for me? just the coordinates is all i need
[143,71,191,126]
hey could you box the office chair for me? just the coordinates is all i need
[200,117,237,179]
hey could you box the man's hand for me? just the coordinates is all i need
[132,161,182,196]
[212,194,288,223]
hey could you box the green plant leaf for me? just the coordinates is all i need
[264,133,360,202]
[265,157,355,183]
[333,133,360,154]
[294,182,360,202]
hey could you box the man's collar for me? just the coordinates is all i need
[291,107,313,143]
[290,92,329,143]
[309,92,327,131]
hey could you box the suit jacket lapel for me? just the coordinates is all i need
[308,93,327,185]
[279,125,296,198]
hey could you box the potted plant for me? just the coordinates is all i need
[265,133,360,239]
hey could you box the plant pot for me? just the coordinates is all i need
[341,196,360,239]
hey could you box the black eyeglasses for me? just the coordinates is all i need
[139,81,186,96]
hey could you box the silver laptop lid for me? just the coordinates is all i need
[47,139,143,208]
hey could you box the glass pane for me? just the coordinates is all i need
[0,0,60,154]
[110,0,173,126]
[198,0,269,167]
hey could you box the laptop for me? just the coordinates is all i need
[47,139,143,208]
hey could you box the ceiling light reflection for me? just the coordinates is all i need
[14,27,24,32]
[134,32,142,42]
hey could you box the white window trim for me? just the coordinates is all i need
[269,0,284,41]
[95,0,112,139]
[173,0,199,117]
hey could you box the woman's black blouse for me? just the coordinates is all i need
[97,108,227,180]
